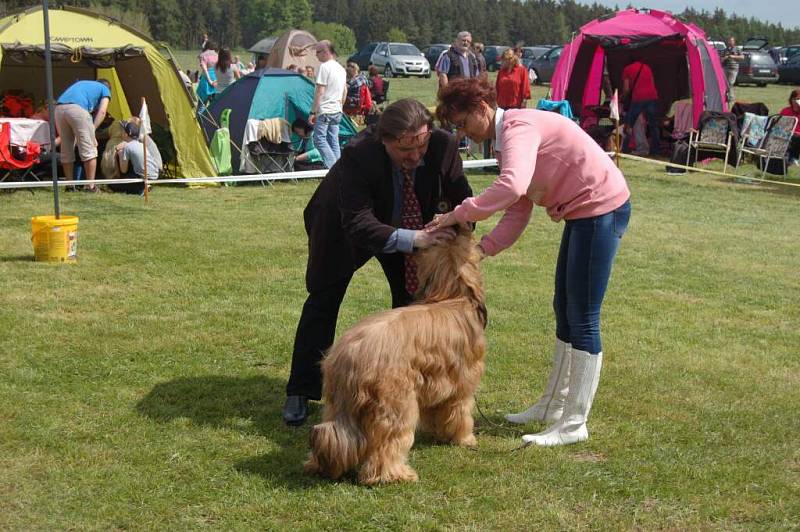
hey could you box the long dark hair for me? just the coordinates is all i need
[218,48,232,73]
[376,99,434,141]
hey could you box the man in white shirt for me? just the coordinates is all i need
[309,40,347,169]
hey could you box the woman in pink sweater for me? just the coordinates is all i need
[430,78,631,447]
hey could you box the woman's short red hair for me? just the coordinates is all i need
[436,78,497,126]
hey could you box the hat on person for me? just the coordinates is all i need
[120,119,140,139]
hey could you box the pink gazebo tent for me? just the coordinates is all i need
[550,8,729,127]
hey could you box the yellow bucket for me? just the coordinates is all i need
[31,215,79,263]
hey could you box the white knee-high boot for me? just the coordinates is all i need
[522,350,602,447]
[505,339,572,425]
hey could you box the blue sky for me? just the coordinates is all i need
[579,1,800,30]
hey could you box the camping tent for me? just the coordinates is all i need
[248,37,278,56]
[0,5,216,177]
[266,29,319,72]
[200,68,358,175]
[550,8,729,126]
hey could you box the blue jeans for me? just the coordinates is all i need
[624,100,660,155]
[553,200,631,354]
[313,112,342,169]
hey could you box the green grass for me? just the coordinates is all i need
[2,159,800,528]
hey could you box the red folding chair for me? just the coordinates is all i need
[0,122,41,182]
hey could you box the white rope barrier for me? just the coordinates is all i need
[613,151,800,189]
[0,159,502,190]
[1,155,797,190]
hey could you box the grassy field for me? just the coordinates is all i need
[2,152,800,528]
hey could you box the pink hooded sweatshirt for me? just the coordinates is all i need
[453,108,630,256]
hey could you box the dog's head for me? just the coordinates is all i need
[107,120,125,141]
[414,225,483,304]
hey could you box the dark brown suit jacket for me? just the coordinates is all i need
[303,127,472,292]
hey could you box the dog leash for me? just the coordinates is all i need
[473,396,537,453]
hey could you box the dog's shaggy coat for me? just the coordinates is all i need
[100,120,125,180]
[304,229,486,485]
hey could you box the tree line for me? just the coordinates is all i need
[2,0,799,55]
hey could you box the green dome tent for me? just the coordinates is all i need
[0,5,216,178]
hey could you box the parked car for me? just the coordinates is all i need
[734,37,779,86]
[348,42,379,71]
[348,42,431,78]
[708,40,725,53]
[483,45,509,72]
[371,42,431,78]
[783,44,800,63]
[778,53,800,84]
[422,44,449,69]
[521,45,554,71]
[528,45,563,84]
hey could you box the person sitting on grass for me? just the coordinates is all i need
[291,118,325,171]
[111,117,162,194]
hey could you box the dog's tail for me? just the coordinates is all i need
[304,420,364,480]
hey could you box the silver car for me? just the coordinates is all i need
[370,42,431,78]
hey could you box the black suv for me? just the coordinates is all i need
[483,45,509,72]
[422,44,449,69]
[348,42,379,71]
[733,37,779,86]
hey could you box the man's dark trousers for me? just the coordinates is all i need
[285,252,411,399]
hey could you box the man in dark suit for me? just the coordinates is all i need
[282,98,473,425]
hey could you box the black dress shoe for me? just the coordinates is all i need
[282,395,309,426]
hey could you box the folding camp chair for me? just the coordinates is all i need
[372,79,389,107]
[246,118,295,185]
[738,114,798,176]
[735,112,769,168]
[0,122,41,182]
[687,115,734,174]
[536,98,575,120]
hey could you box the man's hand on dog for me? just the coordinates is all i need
[413,227,456,249]
[425,211,458,231]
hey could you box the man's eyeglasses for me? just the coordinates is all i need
[396,129,432,147]
[449,119,466,130]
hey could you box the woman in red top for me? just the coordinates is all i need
[495,48,530,110]
[779,88,800,164]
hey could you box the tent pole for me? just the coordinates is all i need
[141,97,149,202]
[42,0,59,218]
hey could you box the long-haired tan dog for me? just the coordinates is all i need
[100,120,125,180]
[304,227,486,485]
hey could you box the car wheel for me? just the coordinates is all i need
[424,72,431,78]
[384,65,393,78]
[757,82,767,87]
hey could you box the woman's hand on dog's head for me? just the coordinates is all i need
[413,227,457,249]
[425,211,458,231]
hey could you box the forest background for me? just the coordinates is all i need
[2,0,800,57]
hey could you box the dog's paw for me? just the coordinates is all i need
[359,464,419,485]
[455,434,477,448]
